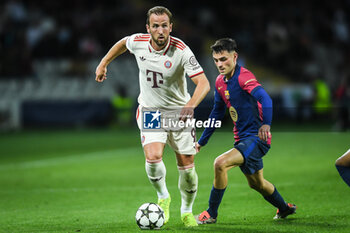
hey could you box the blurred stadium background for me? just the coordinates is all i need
[0,0,349,132]
[1,1,350,232]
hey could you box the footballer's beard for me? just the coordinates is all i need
[152,35,168,48]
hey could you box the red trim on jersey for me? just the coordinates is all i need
[163,46,170,55]
[134,34,151,41]
[169,43,185,50]
[189,71,204,78]
[136,106,140,120]
[233,122,240,142]
[134,38,150,40]
[133,34,151,43]
[170,37,186,50]
[170,37,186,48]
[257,101,263,122]
[163,39,172,55]
[170,40,186,49]
[170,41,186,49]
[148,45,152,53]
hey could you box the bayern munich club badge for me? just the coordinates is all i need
[164,60,172,69]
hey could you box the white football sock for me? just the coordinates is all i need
[178,164,198,214]
[145,159,169,199]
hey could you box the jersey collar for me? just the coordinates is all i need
[148,37,171,55]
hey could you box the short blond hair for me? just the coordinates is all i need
[146,6,173,25]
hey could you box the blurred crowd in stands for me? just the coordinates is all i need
[0,0,349,129]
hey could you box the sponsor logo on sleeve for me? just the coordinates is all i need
[189,56,198,66]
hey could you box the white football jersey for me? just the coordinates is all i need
[125,33,204,108]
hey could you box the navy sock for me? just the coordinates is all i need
[336,165,350,187]
[264,187,288,212]
[207,186,226,219]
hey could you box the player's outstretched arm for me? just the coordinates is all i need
[95,38,128,82]
[252,87,273,142]
[179,73,210,121]
[188,73,210,107]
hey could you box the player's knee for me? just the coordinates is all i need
[335,157,346,166]
[145,152,163,161]
[214,157,226,172]
[335,149,350,167]
[335,158,342,166]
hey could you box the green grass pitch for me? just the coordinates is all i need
[0,128,349,232]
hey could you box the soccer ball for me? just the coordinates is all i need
[135,203,165,230]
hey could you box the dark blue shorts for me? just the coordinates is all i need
[234,137,270,175]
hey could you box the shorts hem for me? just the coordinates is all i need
[142,139,167,147]
[174,149,197,156]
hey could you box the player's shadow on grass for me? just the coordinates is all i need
[161,215,350,232]
[273,215,350,229]
[163,225,270,233]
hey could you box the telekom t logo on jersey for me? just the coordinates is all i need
[146,69,163,88]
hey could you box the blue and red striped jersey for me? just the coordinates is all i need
[198,64,272,146]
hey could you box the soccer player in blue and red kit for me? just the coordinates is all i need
[195,38,297,224]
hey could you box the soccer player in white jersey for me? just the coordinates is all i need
[95,6,210,227]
